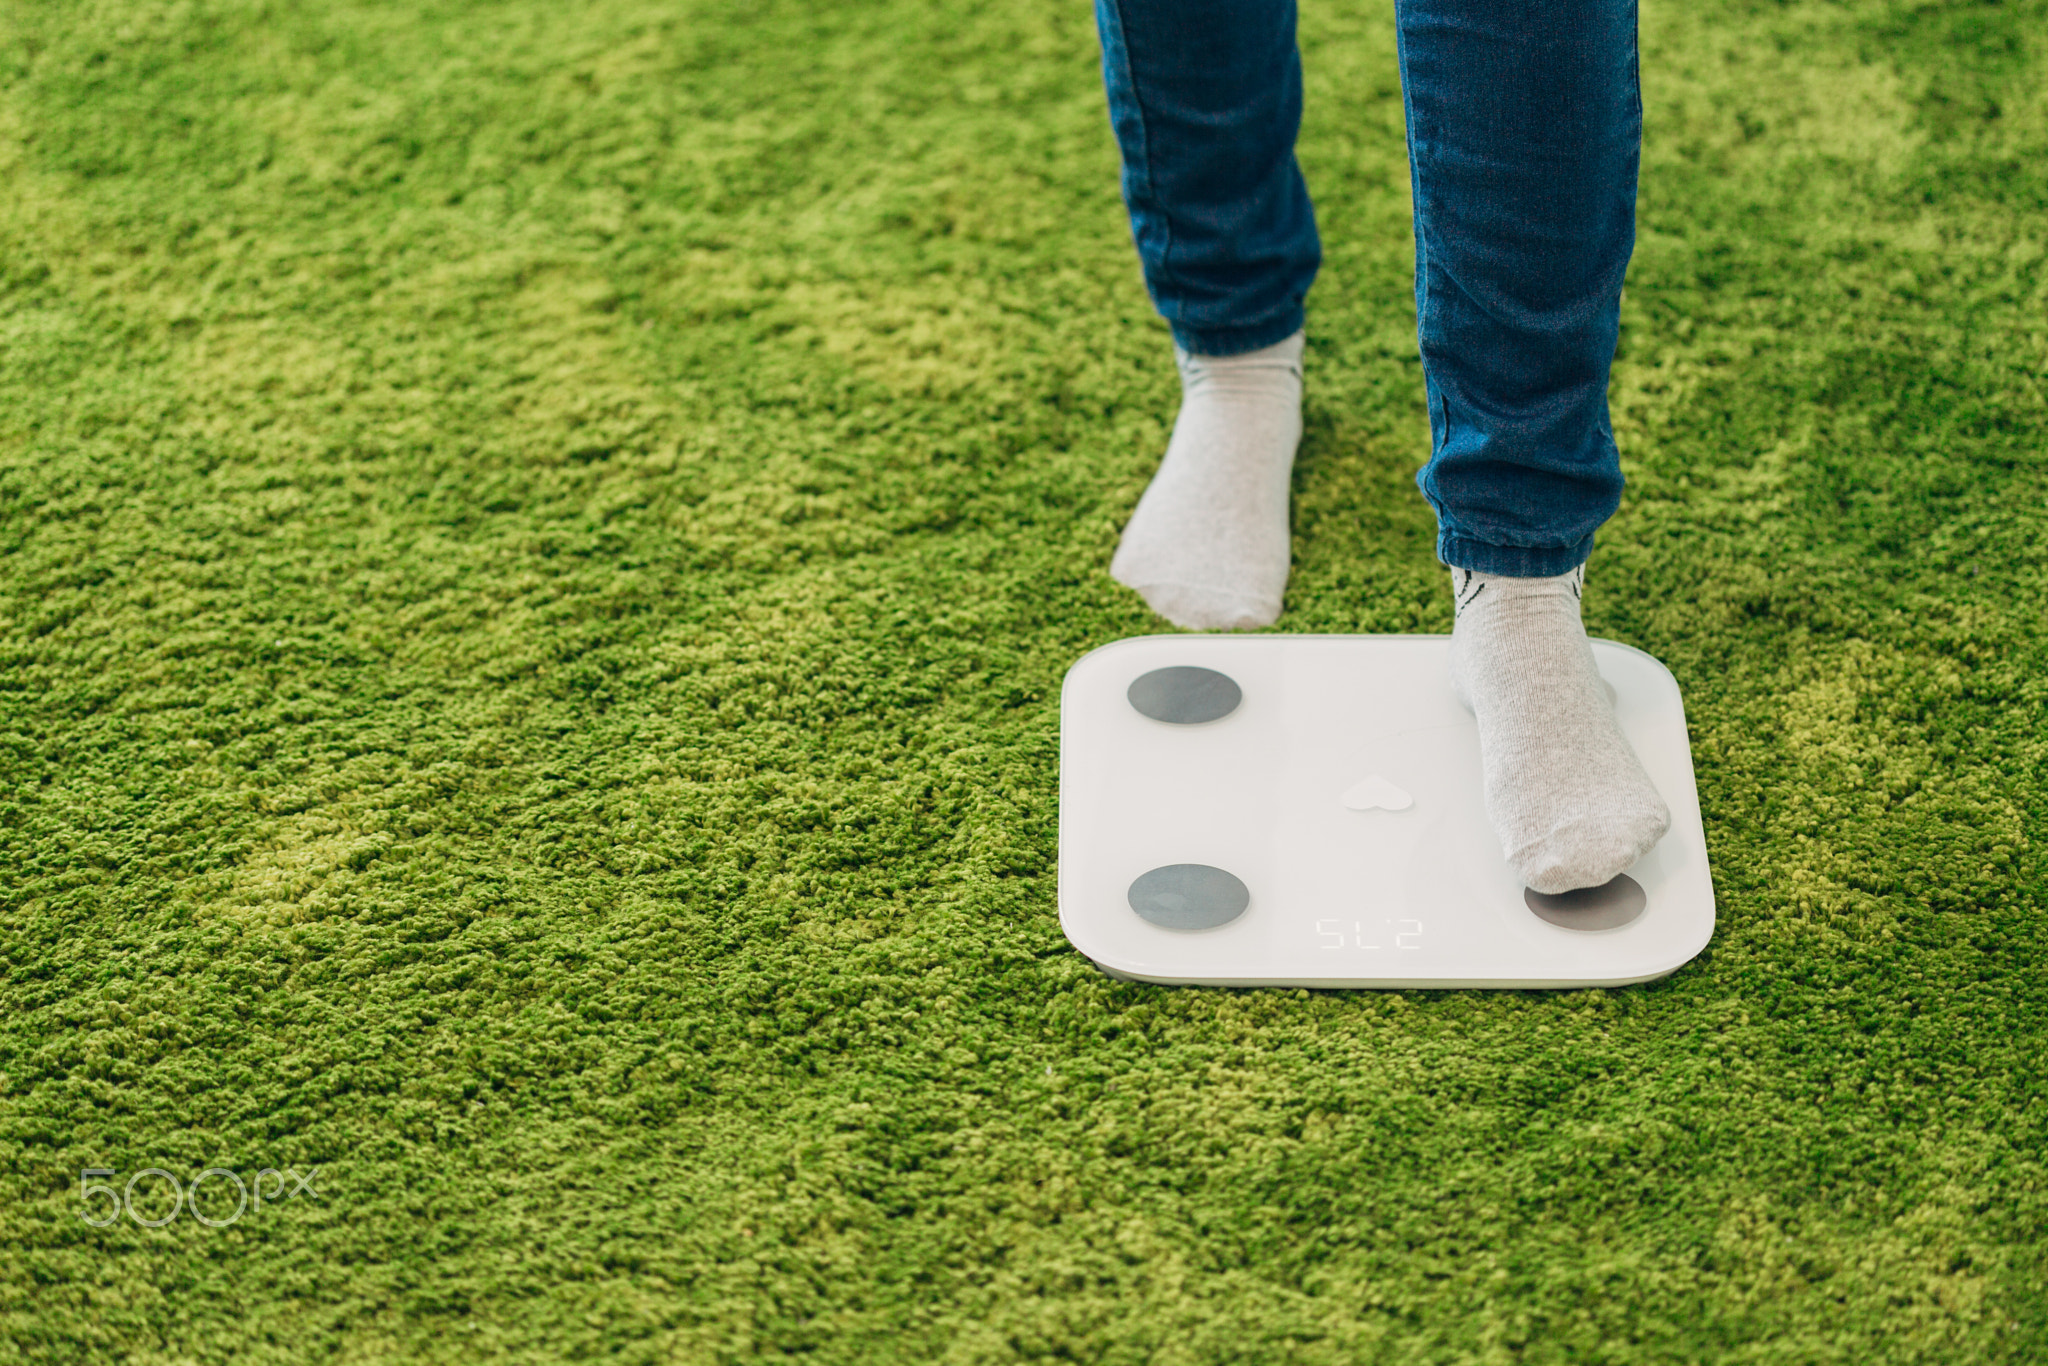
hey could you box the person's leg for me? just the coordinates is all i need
[1399,0,1635,570]
[1096,0,1321,629]
[1398,0,1670,892]
[1096,0,1318,356]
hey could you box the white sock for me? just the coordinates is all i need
[1110,331,1304,631]
[1449,565,1672,894]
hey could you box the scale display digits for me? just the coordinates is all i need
[1315,919,1422,950]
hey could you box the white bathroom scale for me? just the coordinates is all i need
[1058,634,1714,989]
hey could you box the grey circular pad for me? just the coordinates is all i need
[1128,864,1250,932]
[1525,874,1647,931]
[1127,666,1242,725]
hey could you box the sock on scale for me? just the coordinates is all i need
[1449,565,1672,894]
[1110,331,1304,631]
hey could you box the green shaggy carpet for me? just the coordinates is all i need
[3,0,2045,1360]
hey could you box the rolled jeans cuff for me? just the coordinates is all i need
[1437,530,1594,578]
[1171,307,1307,359]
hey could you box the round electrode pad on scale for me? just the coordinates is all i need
[1057,635,1714,989]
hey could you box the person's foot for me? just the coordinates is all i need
[1449,565,1671,893]
[1110,331,1303,631]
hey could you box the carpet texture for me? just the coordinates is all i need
[2,0,2045,1360]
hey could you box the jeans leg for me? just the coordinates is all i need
[1398,0,1641,575]
[1095,0,1322,356]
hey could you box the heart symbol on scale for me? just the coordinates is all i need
[1340,774,1414,812]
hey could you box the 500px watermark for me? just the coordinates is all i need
[79,1167,319,1228]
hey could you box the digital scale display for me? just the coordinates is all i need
[1058,635,1713,990]
[1313,919,1424,951]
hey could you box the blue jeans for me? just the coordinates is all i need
[1095,0,1640,576]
